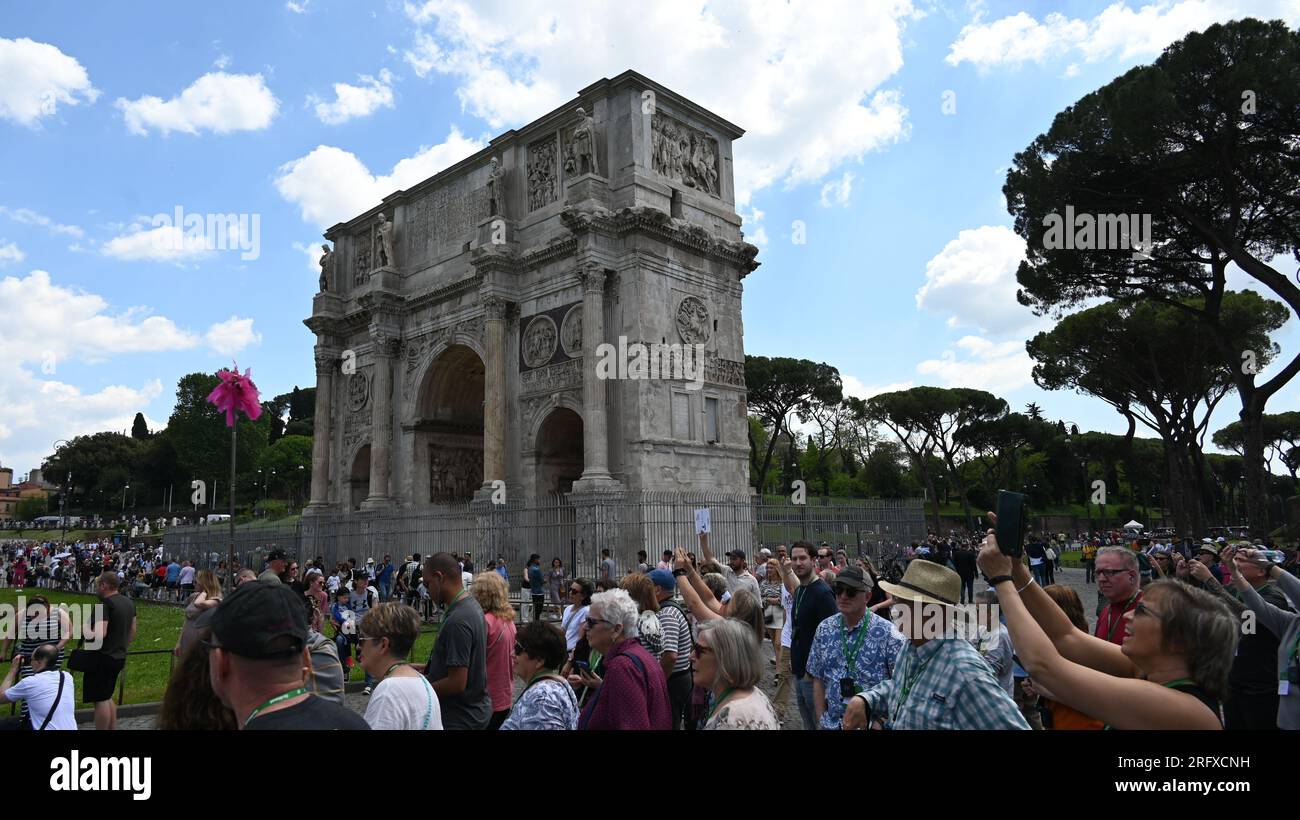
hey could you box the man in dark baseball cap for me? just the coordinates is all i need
[259,549,288,584]
[207,581,369,730]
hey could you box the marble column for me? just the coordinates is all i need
[576,265,615,485]
[305,347,334,512]
[482,296,508,488]
[362,329,395,509]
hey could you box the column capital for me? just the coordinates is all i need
[368,324,399,357]
[579,263,606,294]
[482,295,510,321]
[313,347,339,375]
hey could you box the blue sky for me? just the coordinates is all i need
[2,0,1299,477]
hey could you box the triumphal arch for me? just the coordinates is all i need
[303,71,759,517]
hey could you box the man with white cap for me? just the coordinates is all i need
[841,560,1028,730]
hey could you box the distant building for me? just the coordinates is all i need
[0,467,19,518]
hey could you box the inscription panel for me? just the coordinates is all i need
[404,177,490,268]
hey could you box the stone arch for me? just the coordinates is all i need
[348,444,371,511]
[408,343,485,506]
[401,330,487,423]
[533,407,584,498]
[525,391,585,446]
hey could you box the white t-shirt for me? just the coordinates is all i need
[561,604,589,650]
[364,674,443,730]
[4,670,76,730]
[461,571,474,588]
[779,584,793,648]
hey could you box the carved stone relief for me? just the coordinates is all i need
[675,296,712,345]
[560,305,583,357]
[527,136,558,211]
[521,315,558,369]
[520,357,582,397]
[429,444,484,503]
[651,112,720,196]
[404,177,489,267]
[347,372,370,411]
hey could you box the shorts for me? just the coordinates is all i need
[82,654,126,703]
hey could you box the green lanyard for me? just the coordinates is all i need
[704,687,736,724]
[244,687,307,724]
[1161,677,1194,690]
[1105,593,1139,642]
[896,651,935,713]
[839,614,870,678]
[444,588,468,613]
[383,661,406,680]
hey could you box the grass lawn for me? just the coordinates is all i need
[0,588,441,707]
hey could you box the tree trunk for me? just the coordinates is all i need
[1239,394,1271,534]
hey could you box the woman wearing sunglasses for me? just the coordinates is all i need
[575,589,671,730]
[502,621,579,730]
[977,513,1236,729]
[357,602,442,730]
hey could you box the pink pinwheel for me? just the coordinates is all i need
[206,363,263,428]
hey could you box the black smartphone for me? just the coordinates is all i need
[995,490,1028,558]
[574,660,591,674]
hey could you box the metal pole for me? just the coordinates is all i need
[227,424,237,594]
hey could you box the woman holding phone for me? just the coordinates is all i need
[976,511,1236,729]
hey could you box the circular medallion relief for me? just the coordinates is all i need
[522,315,559,369]
[675,296,711,345]
[347,372,370,411]
[560,305,583,357]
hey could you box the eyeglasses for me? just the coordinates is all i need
[1096,568,1132,578]
[691,643,715,657]
[585,617,612,630]
[833,586,861,598]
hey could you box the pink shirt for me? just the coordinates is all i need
[484,613,516,713]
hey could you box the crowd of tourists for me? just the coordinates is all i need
[3,518,1299,731]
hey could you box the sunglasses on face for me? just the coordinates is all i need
[586,618,612,630]
[834,586,861,598]
[1096,568,1132,578]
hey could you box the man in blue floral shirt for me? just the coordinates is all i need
[806,566,906,729]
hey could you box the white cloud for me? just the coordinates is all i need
[100,222,214,264]
[116,72,279,135]
[286,0,311,12]
[917,335,1034,394]
[310,69,395,124]
[0,206,85,238]
[819,171,855,207]
[293,240,327,273]
[214,54,231,70]
[205,316,262,355]
[946,1,1300,70]
[748,225,769,247]
[1,270,199,362]
[399,0,915,203]
[842,375,915,399]
[275,127,485,229]
[0,241,23,265]
[915,225,1046,336]
[0,37,99,126]
[1064,63,1081,78]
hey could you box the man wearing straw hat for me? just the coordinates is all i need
[841,559,1028,730]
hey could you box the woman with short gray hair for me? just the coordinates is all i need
[693,618,779,730]
[575,589,671,730]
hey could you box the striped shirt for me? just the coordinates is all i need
[656,602,693,675]
[859,635,1029,730]
[16,612,67,724]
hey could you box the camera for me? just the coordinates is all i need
[839,678,857,699]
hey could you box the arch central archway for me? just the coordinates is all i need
[413,344,485,505]
[349,445,371,511]
[535,407,584,499]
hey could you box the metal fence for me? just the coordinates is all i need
[162,493,926,582]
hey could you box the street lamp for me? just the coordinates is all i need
[297,465,305,510]
[122,483,130,513]
[52,439,69,546]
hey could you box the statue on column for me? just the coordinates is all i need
[573,107,598,176]
[487,157,506,218]
[375,213,396,269]
[318,243,334,291]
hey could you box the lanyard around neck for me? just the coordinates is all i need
[245,687,307,724]
[1106,594,1138,642]
[705,687,736,723]
[839,613,870,672]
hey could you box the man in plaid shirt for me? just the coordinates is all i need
[843,560,1028,730]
